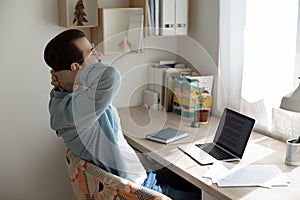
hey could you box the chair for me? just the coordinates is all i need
[65,149,172,200]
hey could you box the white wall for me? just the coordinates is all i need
[0,0,219,199]
[0,0,73,199]
[110,37,178,107]
[189,0,219,65]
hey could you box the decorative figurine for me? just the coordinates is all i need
[73,0,88,26]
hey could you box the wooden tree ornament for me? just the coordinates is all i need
[73,0,88,26]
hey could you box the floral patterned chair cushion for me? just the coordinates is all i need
[65,149,172,200]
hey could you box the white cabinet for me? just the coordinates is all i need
[130,0,189,37]
[91,8,144,55]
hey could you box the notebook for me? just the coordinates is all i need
[146,127,188,144]
[178,108,255,165]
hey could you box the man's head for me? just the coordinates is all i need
[44,29,101,72]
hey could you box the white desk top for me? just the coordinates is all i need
[118,106,300,200]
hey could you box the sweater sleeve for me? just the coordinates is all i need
[71,62,121,129]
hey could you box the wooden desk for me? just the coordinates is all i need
[118,107,300,200]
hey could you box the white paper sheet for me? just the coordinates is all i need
[203,161,290,188]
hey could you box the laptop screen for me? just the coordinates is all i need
[213,108,255,158]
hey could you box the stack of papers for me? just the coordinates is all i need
[203,161,290,188]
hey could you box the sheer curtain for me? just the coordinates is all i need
[219,0,300,140]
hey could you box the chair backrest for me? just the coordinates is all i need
[65,149,172,200]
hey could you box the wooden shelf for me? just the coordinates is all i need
[58,0,99,28]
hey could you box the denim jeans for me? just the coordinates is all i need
[142,170,202,200]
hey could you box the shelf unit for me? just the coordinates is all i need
[129,0,189,37]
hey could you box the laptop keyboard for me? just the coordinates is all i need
[195,143,235,160]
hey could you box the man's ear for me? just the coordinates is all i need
[70,63,81,71]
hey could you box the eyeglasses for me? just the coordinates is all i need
[89,43,99,58]
[76,43,99,64]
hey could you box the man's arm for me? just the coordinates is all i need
[71,62,121,128]
[50,62,121,130]
[80,62,120,111]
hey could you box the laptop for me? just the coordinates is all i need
[178,108,255,165]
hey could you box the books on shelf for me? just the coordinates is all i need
[146,127,188,144]
[160,0,175,35]
[147,62,214,115]
[147,0,160,36]
[147,0,188,36]
[147,63,192,111]
[163,68,192,111]
[173,75,214,117]
[182,75,214,94]
[148,66,165,107]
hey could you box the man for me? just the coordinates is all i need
[44,29,201,199]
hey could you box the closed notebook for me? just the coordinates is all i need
[146,127,188,144]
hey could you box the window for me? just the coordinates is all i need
[219,0,300,140]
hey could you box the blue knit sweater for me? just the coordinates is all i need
[49,62,146,183]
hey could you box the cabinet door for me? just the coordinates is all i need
[91,8,144,55]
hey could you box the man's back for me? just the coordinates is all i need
[49,62,147,184]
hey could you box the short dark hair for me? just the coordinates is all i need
[44,29,86,71]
